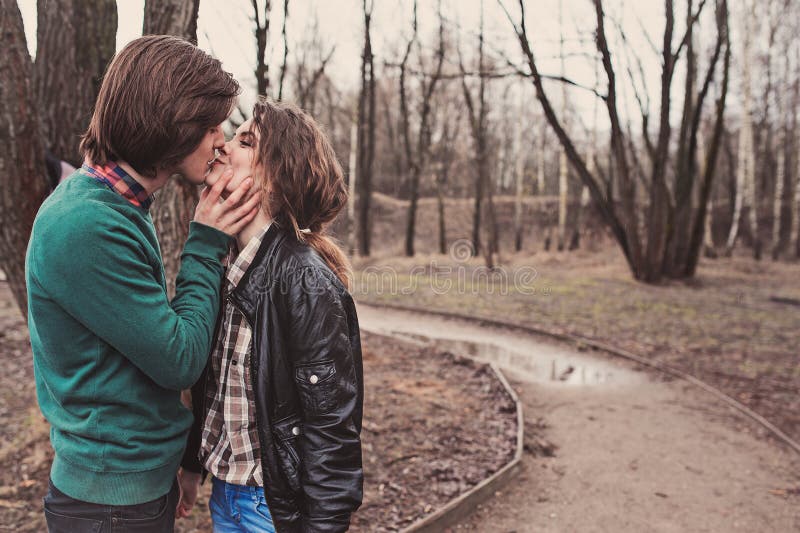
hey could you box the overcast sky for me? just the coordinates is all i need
[17,0,739,133]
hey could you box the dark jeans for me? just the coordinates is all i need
[43,478,179,533]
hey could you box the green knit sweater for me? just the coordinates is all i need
[26,171,231,505]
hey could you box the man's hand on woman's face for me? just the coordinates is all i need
[194,164,261,236]
[204,153,251,201]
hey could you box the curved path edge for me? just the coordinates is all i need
[359,300,800,457]
[401,363,524,533]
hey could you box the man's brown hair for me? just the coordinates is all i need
[80,35,240,177]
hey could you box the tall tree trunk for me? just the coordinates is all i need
[771,52,787,260]
[461,0,494,262]
[357,0,375,256]
[143,0,202,298]
[642,0,676,281]
[437,182,448,254]
[484,136,500,267]
[0,0,52,313]
[35,0,117,166]
[143,0,198,38]
[537,126,546,195]
[725,2,754,257]
[570,64,599,252]
[347,120,358,255]
[402,0,444,257]
[537,126,548,250]
[792,120,800,258]
[278,0,289,101]
[557,148,568,251]
[791,45,800,259]
[251,0,272,96]
[686,0,730,275]
[513,93,526,252]
[664,0,727,275]
[556,0,569,251]
[698,131,716,257]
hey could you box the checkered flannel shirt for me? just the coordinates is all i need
[199,223,271,486]
[80,162,153,210]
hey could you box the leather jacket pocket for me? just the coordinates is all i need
[294,360,338,415]
[273,414,302,493]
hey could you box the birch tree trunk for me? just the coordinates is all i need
[538,128,550,250]
[570,63,599,251]
[792,123,800,257]
[771,54,787,260]
[143,0,202,298]
[791,45,800,258]
[725,3,754,256]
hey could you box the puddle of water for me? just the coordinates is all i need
[427,338,623,386]
[358,305,645,387]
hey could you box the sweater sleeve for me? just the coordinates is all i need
[32,211,231,391]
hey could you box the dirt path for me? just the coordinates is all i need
[357,304,800,532]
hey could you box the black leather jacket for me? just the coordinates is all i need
[182,222,364,532]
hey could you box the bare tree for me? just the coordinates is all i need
[570,62,600,251]
[278,0,289,100]
[379,76,406,197]
[664,0,730,275]
[501,0,730,282]
[460,1,499,266]
[399,0,445,257]
[513,84,527,252]
[432,81,462,254]
[35,0,117,166]
[347,119,358,255]
[251,0,272,96]
[556,0,569,251]
[356,0,376,256]
[771,47,789,259]
[0,0,52,312]
[724,1,755,257]
[791,44,800,258]
[143,0,202,297]
[291,17,336,113]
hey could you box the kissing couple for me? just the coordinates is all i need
[27,35,363,533]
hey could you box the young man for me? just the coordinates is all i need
[26,35,260,532]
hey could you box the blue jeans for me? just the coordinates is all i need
[43,477,178,532]
[209,477,276,533]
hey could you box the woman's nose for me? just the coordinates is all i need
[212,129,226,149]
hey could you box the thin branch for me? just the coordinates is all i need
[673,0,708,61]
[278,0,289,100]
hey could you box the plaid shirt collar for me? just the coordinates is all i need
[225,222,272,290]
[81,161,154,210]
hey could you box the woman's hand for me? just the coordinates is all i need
[176,468,202,519]
[194,164,261,236]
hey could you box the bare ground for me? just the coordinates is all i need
[357,305,800,532]
[353,245,800,449]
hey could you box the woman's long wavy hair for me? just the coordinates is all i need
[251,98,352,288]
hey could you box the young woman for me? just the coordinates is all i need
[178,99,364,533]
